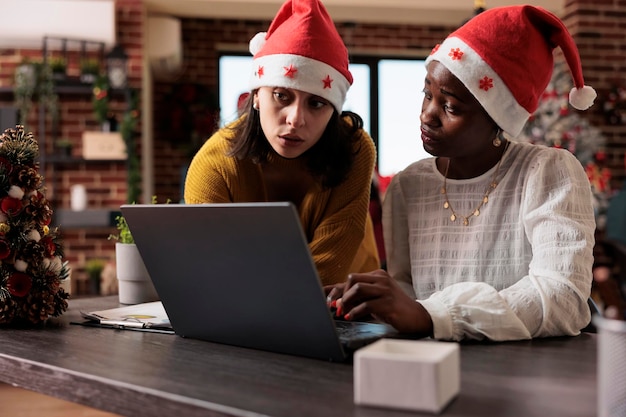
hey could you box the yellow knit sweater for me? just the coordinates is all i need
[184,125,380,285]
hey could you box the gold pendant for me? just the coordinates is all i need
[450,214,456,222]
[444,201,449,209]
[474,209,480,217]
[463,217,469,226]
[483,196,489,203]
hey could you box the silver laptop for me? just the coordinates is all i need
[120,202,399,362]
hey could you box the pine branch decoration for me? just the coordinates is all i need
[0,126,39,164]
[0,125,69,325]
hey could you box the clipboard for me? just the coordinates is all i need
[72,301,175,334]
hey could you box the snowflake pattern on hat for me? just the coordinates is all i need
[479,76,494,91]
[449,48,464,60]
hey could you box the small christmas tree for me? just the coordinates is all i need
[0,125,69,325]
[518,61,611,228]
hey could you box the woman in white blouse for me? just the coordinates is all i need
[326,5,598,341]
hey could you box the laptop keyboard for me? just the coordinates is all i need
[334,320,394,342]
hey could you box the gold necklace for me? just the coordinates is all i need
[440,141,509,226]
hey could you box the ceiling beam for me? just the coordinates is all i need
[144,0,562,26]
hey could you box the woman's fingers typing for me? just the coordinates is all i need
[338,270,433,335]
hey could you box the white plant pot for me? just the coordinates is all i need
[115,242,159,304]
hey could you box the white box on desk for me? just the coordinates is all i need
[82,131,126,160]
[354,339,460,414]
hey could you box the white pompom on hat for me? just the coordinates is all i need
[426,5,596,138]
[248,0,353,112]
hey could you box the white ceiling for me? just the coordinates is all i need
[143,0,563,26]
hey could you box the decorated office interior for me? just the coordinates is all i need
[0,0,624,416]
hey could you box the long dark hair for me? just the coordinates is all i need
[227,93,362,189]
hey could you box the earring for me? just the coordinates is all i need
[253,102,259,110]
[493,129,503,147]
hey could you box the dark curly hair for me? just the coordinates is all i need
[227,94,362,189]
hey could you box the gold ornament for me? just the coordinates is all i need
[0,222,10,234]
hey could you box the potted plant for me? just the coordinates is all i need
[108,196,166,304]
[55,138,73,157]
[80,58,100,85]
[49,57,67,81]
[13,59,38,128]
[85,259,105,295]
[108,196,169,243]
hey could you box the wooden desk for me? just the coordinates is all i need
[0,296,597,417]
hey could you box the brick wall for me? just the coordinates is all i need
[562,0,626,189]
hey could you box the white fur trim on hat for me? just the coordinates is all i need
[426,36,530,138]
[249,53,350,112]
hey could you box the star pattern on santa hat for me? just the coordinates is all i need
[256,66,264,78]
[479,76,494,91]
[283,64,298,78]
[448,48,464,60]
[322,75,333,89]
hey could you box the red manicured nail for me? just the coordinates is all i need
[344,313,351,320]
[330,300,337,308]
[336,305,343,317]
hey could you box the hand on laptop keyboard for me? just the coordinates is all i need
[329,305,349,321]
[330,304,376,322]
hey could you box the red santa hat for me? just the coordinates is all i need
[248,0,352,112]
[426,5,596,138]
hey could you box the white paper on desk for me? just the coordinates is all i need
[81,301,172,330]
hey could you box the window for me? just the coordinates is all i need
[376,59,429,176]
[218,54,430,176]
[218,55,254,125]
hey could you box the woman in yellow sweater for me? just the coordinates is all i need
[184,0,379,285]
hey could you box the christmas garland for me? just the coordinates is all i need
[92,75,109,125]
[121,89,141,203]
[0,125,69,325]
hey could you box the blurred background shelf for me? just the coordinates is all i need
[54,208,120,228]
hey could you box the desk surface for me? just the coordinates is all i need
[0,296,597,417]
